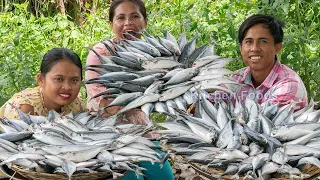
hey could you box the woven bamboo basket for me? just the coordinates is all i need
[189,162,320,180]
[10,164,122,180]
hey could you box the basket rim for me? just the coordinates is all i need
[188,161,320,180]
[1,165,24,180]
[11,164,117,180]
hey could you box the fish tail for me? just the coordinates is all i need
[159,150,172,168]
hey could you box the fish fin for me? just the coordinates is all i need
[122,32,141,41]
[230,173,239,180]
[134,169,144,179]
[8,102,32,124]
[101,41,119,57]
[84,46,110,64]
[159,150,172,168]
[112,172,124,179]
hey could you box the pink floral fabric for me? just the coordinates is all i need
[85,39,150,125]
[85,40,115,111]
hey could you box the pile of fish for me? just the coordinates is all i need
[0,108,164,179]
[155,94,320,179]
[85,30,237,119]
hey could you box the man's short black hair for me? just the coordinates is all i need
[238,14,284,44]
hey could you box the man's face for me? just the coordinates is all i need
[240,23,282,75]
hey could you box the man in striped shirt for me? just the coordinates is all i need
[222,14,307,111]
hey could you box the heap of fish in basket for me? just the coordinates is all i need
[82,30,320,179]
[0,107,163,179]
[156,95,320,179]
[85,30,236,119]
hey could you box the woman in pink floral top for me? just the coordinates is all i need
[85,0,149,124]
[0,48,86,119]
[85,1,174,179]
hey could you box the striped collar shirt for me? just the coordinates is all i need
[229,60,308,111]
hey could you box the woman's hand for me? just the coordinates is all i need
[20,104,35,115]
[99,98,122,118]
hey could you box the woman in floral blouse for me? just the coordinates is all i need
[0,47,86,119]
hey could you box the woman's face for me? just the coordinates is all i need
[110,1,147,40]
[37,59,82,112]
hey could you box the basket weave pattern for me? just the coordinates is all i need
[11,165,117,180]
[189,162,320,180]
